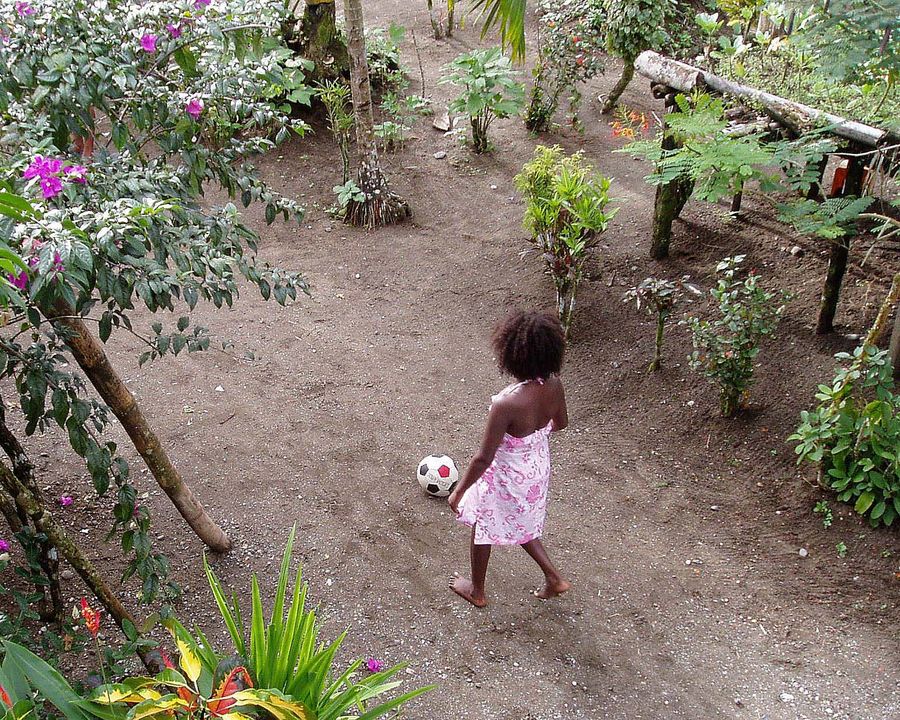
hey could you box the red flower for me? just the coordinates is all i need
[79,598,101,637]
[0,684,11,707]
[572,35,581,43]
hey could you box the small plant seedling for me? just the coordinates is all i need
[624,276,700,372]
[317,80,354,183]
[813,500,833,528]
[881,549,894,558]
[440,48,525,153]
[836,541,848,558]
[684,256,789,416]
[332,180,366,212]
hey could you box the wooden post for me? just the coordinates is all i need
[805,154,829,200]
[650,92,694,260]
[816,154,866,334]
[891,297,900,380]
[730,186,743,215]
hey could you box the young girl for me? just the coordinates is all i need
[448,310,570,607]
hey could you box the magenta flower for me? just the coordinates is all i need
[193,0,211,8]
[140,33,158,53]
[63,164,87,183]
[22,155,47,180]
[0,540,9,552]
[365,658,383,673]
[15,2,33,17]
[39,176,63,199]
[59,495,73,507]
[52,251,63,273]
[7,272,27,291]
[185,98,203,120]
[166,22,182,38]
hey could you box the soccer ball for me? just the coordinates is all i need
[416,455,459,498]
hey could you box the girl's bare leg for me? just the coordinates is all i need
[451,527,490,607]
[521,538,571,599]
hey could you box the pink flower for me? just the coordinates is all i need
[0,540,9,552]
[63,164,87,183]
[193,0,210,7]
[39,176,63,199]
[166,22,182,38]
[52,251,63,273]
[365,658,383,673]
[15,2,33,17]
[185,98,203,120]
[7,272,27,291]
[22,155,48,180]
[140,33,158,53]
[59,495,73,507]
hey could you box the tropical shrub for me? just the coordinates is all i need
[684,256,788,416]
[515,145,616,336]
[600,0,672,113]
[790,346,900,528]
[440,48,525,153]
[376,92,431,151]
[624,276,699,372]
[203,527,431,718]
[365,23,407,90]
[525,0,606,132]
[0,0,310,626]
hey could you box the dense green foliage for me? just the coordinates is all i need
[791,346,900,528]
[525,0,606,132]
[441,48,524,153]
[0,0,310,604]
[685,256,788,416]
[603,0,670,62]
[515,145,616,336]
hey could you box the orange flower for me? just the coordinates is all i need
[79,598,101,637]
[0,684,12,707]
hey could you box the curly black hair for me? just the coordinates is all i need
[492,310,565,381]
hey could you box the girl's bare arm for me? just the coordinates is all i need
[448,402,510,513]
[551,380,568,432]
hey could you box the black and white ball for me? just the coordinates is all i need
[416,454,459,497]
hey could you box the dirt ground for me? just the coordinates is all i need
[17,2,900,719]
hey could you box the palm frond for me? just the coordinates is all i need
[471,0,527,61]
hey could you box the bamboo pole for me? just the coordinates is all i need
[634,51,889,147]
[42,301,231,552]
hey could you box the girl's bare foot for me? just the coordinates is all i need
[450,577,487,608]
[535,578,571,600]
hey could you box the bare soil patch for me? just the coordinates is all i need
[18,3,899,719]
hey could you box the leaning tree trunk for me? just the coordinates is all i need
[600,58,635,114]
[0,461,161,673]
[42,301,231,553]
[292,0,349,82]
[342,0,409,227]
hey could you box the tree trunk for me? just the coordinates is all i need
[342,0,409,227]
[650,98,693,260]
[816,156,865,334]
[890,288,900,380]
[0,401,63,622]
[634,51,887,148]
[601,59,635,114]
[0,461,162,673]
[293,0,349,81]
[41,301,231,552]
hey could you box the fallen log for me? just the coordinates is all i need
[634,51,889,148]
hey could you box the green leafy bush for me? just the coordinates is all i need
[526,0,606,132]
[790,346,900,528]
[599,0,672,113]
[515,145,616,336]
[440,48,525,153]
[684,256,788,416]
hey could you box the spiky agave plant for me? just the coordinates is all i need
[204,526,431,719]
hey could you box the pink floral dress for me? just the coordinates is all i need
[457,381,553,545]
